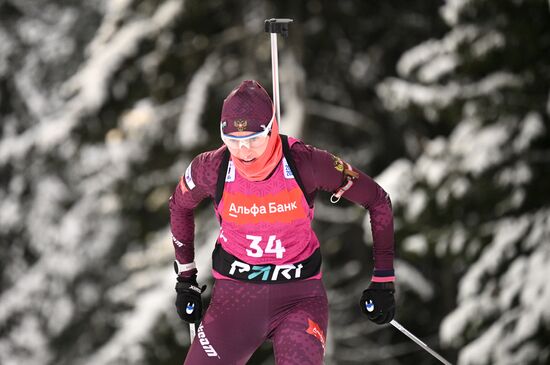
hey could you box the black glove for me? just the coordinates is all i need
[359,281,395,324]
[175,275,207,323]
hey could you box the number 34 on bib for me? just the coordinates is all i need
[245,235,286,259]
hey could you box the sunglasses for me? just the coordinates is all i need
[220,112,274,149]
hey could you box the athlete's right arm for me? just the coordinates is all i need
[169,150,222,279]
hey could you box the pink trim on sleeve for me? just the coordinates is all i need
[371,276,395,283]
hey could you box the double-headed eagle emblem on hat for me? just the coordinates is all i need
[233,119,248,132]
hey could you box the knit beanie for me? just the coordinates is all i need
[221,80,273,134]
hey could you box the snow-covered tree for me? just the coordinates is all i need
[377,0,550,364]
[12,0,547,364]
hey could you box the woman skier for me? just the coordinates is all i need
[169,79,396,364]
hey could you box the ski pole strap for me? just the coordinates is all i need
[212,244,321,283]
[330,162,358,203]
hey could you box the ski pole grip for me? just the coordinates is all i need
[264,18,293,37]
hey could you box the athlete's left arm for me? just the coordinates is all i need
[294,143,395,282]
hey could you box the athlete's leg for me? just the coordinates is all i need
[184,280,269,365]
[270,280,329,365]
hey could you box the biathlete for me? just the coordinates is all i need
[169,80,396,365]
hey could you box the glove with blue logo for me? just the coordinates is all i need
[175,275,206,323]
[360,281,395,324]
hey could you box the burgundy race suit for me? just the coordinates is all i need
[169,137,394,364]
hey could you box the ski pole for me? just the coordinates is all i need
[189,322,196,344]
[390,320,453,365]
[264,18,293,127]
